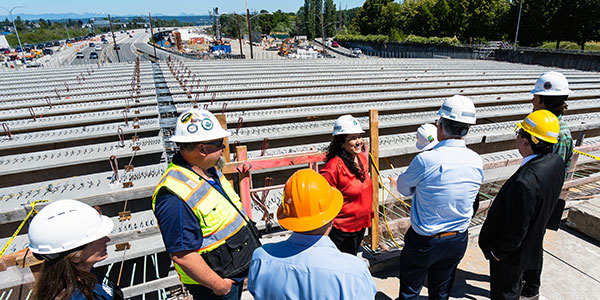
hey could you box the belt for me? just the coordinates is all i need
[425,231,459,238]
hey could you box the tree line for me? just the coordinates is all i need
[350,0,599,49]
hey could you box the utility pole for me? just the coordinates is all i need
[514,0,523,50]
[318,13,326,57]
[246,9,253,59]
[148,12,158,60]
[236,14,244,57]
[214,7,222,41]
[108,15,121,63]
[64,21,71,40]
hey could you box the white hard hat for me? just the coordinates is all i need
[332,114,365,136]
[169,109,231,143]
[28,200,114,256]
[416,123,438,151]
[530,71,572,96]
[437,95,477,124]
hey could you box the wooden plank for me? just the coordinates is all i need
[215,114,234,185]
[236,146,252,218]
[369,109,380,251]
[215,114,231,164]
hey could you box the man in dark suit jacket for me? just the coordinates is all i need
[479,110,565,300]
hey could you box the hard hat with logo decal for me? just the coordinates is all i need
[516,109,559,144]
[530,71,572,96]
[277,169,343,232]
[332,114,365,136]
[28,199,114,259]
[416,123,438,151]
[169,109,231,143]
[437,95,477,124]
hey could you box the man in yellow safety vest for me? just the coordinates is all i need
[152,109,259,300]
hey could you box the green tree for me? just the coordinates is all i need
[352,0,395,35]
[324,0,337,36]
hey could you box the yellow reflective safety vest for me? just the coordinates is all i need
[152,162,249,284]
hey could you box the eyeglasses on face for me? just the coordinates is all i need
[201,139,225,148]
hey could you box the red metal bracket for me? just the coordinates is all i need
[2,123,11,139]
[236,117,243,134]
[261,138,270,156]
[122,110,129,127]
[109,155,119,180]
[221,103,227,114]
[45,96,52,109]
[28,107,36,122]
[117,128,125,147]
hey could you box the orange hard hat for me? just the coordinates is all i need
[277,169,343,232]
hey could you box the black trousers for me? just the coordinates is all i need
[329,227,366,255]
[399,228,468,300]
[489,259,523,300]
[185,280,243,300]
[521,260,542,297]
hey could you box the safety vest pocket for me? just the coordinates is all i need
[201,225,259,278]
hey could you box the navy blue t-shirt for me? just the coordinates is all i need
[154,154,227,253]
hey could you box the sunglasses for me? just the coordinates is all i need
[201,139,225,148]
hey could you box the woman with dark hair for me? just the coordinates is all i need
[320,115,373,255]
[28,199,121,300]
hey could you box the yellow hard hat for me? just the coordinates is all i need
[277,169,343,232]
[516,110,559,144]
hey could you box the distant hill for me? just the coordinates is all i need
[0,13,212,25]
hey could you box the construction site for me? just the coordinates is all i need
[0,52,600,300]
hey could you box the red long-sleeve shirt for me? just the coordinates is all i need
[320,155,373,232]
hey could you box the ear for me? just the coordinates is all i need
[196,144,208,156]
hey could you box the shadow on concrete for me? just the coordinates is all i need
[450,269,490,299]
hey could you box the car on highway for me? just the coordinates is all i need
[43,48,53,55]
[0,48,9,54]
[114,44,121,50]
[352,48,362,55]
[54,41,61,46]
[332,41,340,47]
[103,40,109,44]
[129,34,133,38]
[76,52,84,59]
[89,52,98,59]
[45,42,53,48]
[95,45,102,51]
[36,44,45,50]
[89,42,95,47]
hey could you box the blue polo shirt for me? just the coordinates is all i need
[154,153,226,253]
[248,233,377,299]
[396,139,484,236]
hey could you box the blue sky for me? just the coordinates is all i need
[1,0,366,15]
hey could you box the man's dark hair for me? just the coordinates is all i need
[519,130,554,155]
[177,142,200,152]
[439,118,470,138]
[538,95,568,116]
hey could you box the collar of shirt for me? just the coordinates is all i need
[287,232,336,249]
[432,138,466,149]
[521,154,539,166]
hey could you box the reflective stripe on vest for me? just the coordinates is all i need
[152,163,246,284]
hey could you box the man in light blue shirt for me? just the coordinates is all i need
[248,169,377,300]
[396,95,484,300]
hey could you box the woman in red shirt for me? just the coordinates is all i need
[320,115,373,255]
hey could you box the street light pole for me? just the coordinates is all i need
[514,0,523,50]
[2,6,26,59]
[314,13,326,57]
[246,8,253,59]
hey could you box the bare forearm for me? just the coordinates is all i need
[170,251,225,291]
